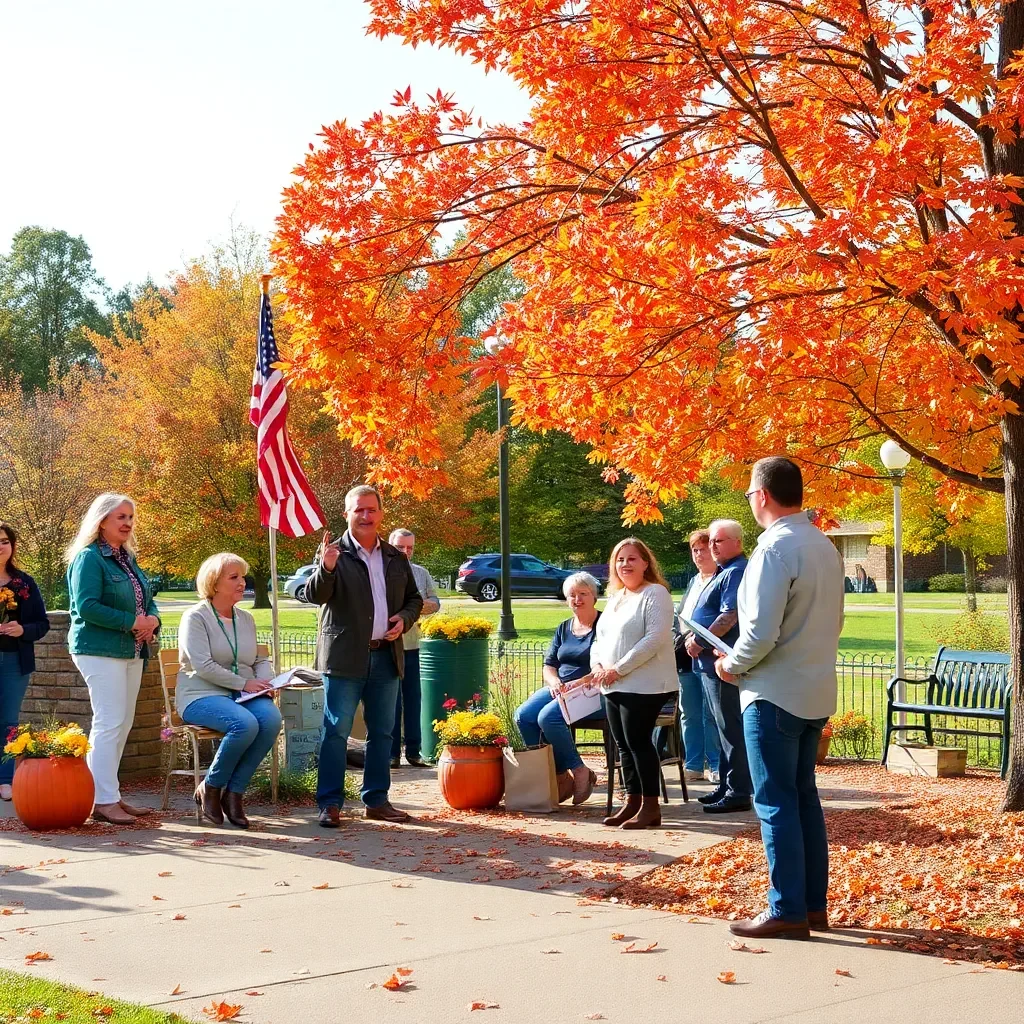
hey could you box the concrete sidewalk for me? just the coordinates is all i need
[1,771,1019,1023]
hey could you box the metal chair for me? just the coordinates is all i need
[156,644,271,820]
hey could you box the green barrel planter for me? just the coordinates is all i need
[419,636,490,759]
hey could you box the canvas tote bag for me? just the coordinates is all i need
[502,744,559,813]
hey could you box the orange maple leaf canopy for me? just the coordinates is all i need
[273,1,1024,520]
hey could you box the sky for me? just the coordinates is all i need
[3,0,530,292]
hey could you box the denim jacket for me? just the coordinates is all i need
[67,541,160,661]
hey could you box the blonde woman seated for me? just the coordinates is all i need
[177,553,282,828]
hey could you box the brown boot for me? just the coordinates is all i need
[194,781,224,825]
[223,791,249,829]
[621,796,661,829]
[603,794,641,827]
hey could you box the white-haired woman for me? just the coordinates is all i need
[177,553,281,828]
[66,493,161,824]
[514,571,602,805]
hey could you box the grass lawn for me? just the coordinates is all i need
[0,970,184,1023]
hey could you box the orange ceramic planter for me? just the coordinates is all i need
[438,745,504,810]
[12,757,95,831]
[815,734,831,765]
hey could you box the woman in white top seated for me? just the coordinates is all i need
[590,537,677,830]
[177,553,281,829]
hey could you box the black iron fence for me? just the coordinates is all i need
[159,631,1004,768]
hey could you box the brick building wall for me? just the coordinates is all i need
[21,611,164,778]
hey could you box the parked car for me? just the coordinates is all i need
[284,564,317,602]
[455,553,576,601]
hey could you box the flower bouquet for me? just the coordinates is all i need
[433,696,507,810]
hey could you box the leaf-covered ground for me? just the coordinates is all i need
[615,765,1024,966]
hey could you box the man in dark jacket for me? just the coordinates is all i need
[303,485,422,826]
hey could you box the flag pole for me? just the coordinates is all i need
[263,273,283,803]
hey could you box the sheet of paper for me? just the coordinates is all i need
[236,668,304,703]
[678,616,735,658]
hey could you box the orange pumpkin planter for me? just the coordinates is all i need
[438,745,504,810]
[12,757,95,831]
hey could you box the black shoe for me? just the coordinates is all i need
[703,795,753,814]
[405,755,430,768]
[390,757,401,769]
[318,805,341,828]
[697,786,727,805]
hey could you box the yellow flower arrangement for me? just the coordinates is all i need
[3,722,90,760]
[419,614,493,643]
[432,695,507,747]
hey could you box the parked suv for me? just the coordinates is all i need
[284,564,317,602]
[456,553,575,601]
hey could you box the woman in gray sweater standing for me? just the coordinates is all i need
[591,537,677,829]
[177,553,281,828]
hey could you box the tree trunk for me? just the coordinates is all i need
[1000,412,1024,810]
[252,573,271,610]
[997,2,1024,812]
[961,548,978,613]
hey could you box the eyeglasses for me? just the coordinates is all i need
[744,488,760,500]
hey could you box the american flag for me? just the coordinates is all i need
[249,291,325,538]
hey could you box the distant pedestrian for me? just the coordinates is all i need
[515,571,603,805]
[303,486,422,826]
[591,538,676,830]
[388,528,440,768]
[715,458,844,940]
[683,519,752,814]
[66,494,161,825]
[0,522,50,802]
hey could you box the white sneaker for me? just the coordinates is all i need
[683,769,704,782]
[704,769,720,783]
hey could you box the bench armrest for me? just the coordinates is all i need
[886,674,928,698]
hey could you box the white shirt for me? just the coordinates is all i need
[355,537,389,640]
[722,512,845,720]
[590,582,677,695]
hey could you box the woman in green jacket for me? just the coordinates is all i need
[66,493,161,825]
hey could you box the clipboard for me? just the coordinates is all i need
[679,616,735,658]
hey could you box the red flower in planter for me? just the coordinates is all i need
[442,698,458,711]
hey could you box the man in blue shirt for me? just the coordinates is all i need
[683,519,752,813]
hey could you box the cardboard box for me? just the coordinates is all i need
[886,743,967,778]
[284,728,322,773]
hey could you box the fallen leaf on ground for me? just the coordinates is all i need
[245,991,263,996]
[202,1001,242,1021]
[469,1002,499,1010]
[173,914,186,921]
[226,904,241,909]
[391,881,412,888]
[292,968,311,976]
[152,895,165,901]
[168,984,182,995]
[583,1015,605,1020]
[472,915,492,921]
[865,938,882,945]
[397,967,413,977]
[610,932,625,941]
[943,959,960,965]
[542,948,561,954]
[24,951,52,963]
[259,948,272,953]
[382,973,409,991]
[312,882,330,890]
[158,871,173,877]
[92,1007,113,1018]
[274,880,290,886]
[728,941,768,954]
[835,968,853,977]
[656,975,667,982]
[622,941,658,953]
[717,971,736,984]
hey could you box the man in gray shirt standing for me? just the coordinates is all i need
[388,529,440,768]
[714,457,844,940]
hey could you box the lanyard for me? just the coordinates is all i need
[210,602,239,675]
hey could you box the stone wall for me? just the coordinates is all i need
[22,611,164,778]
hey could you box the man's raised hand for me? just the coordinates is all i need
[319,530,342,571]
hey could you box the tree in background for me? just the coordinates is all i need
[0,370,103,603]
[274,2,1024,809]
[0,227,109,391]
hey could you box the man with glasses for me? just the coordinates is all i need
[715,457,844,939]
[682,519,752,814]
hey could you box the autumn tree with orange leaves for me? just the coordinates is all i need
[273,1,1024,808]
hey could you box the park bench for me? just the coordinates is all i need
[881,646,1012,778]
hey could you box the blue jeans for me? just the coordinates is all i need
[0,652,31,786]
[702,672,752,798]
[514,687,605,773]
[743,699,829,921]
[182,694,283,793]
[679,671,720,772]
[318,650,399,810]
[391,649,422,760]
